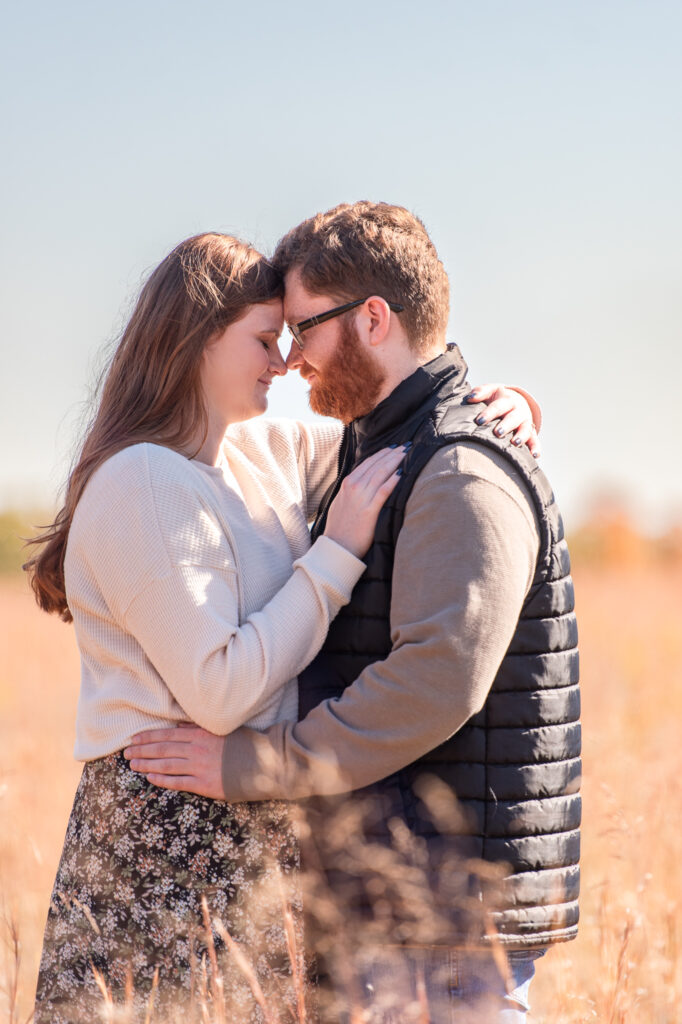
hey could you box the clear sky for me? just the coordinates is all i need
[2,0,680,529]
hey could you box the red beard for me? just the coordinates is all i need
[306,318,387,424]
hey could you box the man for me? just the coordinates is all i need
[126,202,580,1021]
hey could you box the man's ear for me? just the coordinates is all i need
[361,296,392,348]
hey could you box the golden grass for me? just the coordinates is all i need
[532,562,682,1022]
[1,561,681,1022]
[0,577,82,1022]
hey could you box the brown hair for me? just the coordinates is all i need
[273,201,450,353]
[25,232,283,622]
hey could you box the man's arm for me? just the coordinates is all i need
[127,443,539,800]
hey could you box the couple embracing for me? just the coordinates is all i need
[27,201,580,1023]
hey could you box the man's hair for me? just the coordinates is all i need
[273,201,450,353]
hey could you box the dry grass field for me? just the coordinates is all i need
[1,555,681,1022]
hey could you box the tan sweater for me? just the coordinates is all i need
[66,417,359,760]
[219,442,541,801]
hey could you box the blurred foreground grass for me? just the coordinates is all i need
[1,543,682,1021]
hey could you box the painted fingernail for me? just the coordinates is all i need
[389,443,399,449]
[403,441,413,451]
[533,451,541,458]
[396,467,404,476]
[465,391,478,401]
[494,426,505,437]
[512,437,524,446]
[475,414,487,426]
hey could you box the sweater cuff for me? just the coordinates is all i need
[294,535,366,601]
[221,725,288,802]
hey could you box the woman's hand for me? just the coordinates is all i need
[324,446,405,558]
[466,384,542,458]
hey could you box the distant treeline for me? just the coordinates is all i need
[569,513,682,568]
[1,506,681,578]
[0,510,50,576]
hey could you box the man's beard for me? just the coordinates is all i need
[306,318,387,424]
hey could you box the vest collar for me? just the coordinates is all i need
[351,344,469,457]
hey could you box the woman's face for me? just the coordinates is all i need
[200,299,286,425]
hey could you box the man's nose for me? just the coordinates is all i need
[286,340,304,371]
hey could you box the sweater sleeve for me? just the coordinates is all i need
[219,444,540,800]
[294,420,345,520]
[79,445,366,735]
[224,418,343,523]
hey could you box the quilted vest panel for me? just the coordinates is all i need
[299,348,580,947]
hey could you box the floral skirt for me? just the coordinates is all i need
[34,752,308,1024]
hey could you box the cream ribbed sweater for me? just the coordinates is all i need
[65,417,354,760]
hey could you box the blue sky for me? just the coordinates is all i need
[2,0,680,528]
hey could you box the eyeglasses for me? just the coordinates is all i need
[288,297,404,351]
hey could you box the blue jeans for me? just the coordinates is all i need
[341,945,547,1023]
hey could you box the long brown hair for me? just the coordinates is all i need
[25,232,283,622]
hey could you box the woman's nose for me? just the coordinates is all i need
[268,341,288,377]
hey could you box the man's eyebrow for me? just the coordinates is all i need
[260,328,281,336]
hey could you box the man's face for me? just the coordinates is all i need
[283,270,386,424]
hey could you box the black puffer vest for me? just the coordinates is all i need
[299,347,580,948]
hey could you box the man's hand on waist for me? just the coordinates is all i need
[125,724,225,799]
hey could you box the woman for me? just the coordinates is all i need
[26,232,539,1023]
